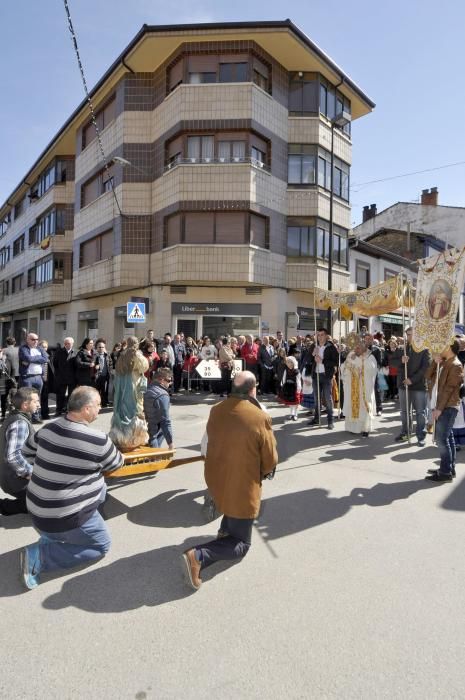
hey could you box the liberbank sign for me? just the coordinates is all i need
[171,303,261,315]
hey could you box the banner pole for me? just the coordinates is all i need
[337,306,342,419]
[313,283,321,427]
[400,270,411,444]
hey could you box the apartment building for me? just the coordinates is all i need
[0,20,374,345]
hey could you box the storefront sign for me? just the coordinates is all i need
[78,310,98,321]
[172,303,261,315]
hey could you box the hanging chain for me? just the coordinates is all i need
[62,0,123,217]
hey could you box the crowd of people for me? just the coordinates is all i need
[1,325,464,592]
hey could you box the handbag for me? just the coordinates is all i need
[377,370,388,391]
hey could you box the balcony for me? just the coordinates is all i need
[72,255,150,299]
[286,260,350,292]
[151,245,286,288]
[164,156,270,174]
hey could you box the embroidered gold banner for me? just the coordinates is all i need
[412,247,465,354]
[314,276,410,320]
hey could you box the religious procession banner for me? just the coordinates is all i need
[314,275,410,320]
[412,246,465,354]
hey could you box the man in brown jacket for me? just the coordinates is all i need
[182,371,278,590]
[426,340,464,482]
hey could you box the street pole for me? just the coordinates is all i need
[327,122,335,333]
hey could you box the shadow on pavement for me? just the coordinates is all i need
[40,536,215,612]
[257,479,436,541]
[127,489,206,528]
[441,474,465,511]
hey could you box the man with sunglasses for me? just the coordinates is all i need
[18,333,48,424]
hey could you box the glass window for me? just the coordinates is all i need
[339,236,348,266]
[189,72,216,84]
[288,146,316,184]
[187,135,214,162]
[287,227,301,256]
[219,63,247,82]
[251,146,265,166]
[356,263,370,289]
[232,141,246,161]
[288,156,302,184]
[316,228,325,259]
[253,69,268,91]
[319,83,327,115]
[289,76,318,115]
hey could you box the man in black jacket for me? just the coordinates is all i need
[308,328,339,429]
[53,337,77,416]
[390,327,431,445]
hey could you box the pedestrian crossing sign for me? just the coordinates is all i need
[126,301,146,323]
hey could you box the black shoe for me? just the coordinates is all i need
[327,423,334,430]
[395,433,408,442]
[339,414,345,420]
[361,431,369,437]
[309,419,319,426]
[425,471,453,482]
[427,468,456,478]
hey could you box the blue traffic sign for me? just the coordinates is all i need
[126,301,146,323]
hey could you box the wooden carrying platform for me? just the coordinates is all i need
[105,446,203,479]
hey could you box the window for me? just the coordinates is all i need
[79,230,114,268]
[36,160,69,198]
[27,267,36,287]
[251,146,266,167]
[36,208,65,242]
[319,78,351,136]
[13,234,25,257]
[218,140,246,163]
[219,63,248,82]
[384,268,397,281]
[189,72,216,84]
[40,308,52,321]
[356,262,370,290]
[252,58,270,92]
[35,258,53,285]
[317,149,350,201]
[2,280,9,297]
[187,136,214,163]
[287,219,348,266]
[12,273,24,293]
[82,96,116,149]
[0,246,10,268]
[81,166,115,208]
[163,212,268,249]
[288,145,316,184]
[289,73,319,115]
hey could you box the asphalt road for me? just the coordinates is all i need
[1,394,465,699]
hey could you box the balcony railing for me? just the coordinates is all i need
[164,156,270,174]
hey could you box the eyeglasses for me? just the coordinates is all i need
[29,337,39,341]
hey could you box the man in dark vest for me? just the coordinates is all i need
[0,387,39,516]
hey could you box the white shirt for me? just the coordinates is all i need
[317,344,325,374]
[28,347,43,375]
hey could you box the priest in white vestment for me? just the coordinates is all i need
[341,339,378,436]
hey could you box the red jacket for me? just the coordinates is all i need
[240,342,259,365]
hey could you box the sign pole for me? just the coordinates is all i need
[313,283,321,427]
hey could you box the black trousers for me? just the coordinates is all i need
[0,489,28,515]
[260,367,274,394]
[374,376,383,412]
[173,364,183,392]
[55,382,76,414]
[195,515,253,569]
[0,393,7,418]
[220,367,232,395]
[41,381,50,418]
[95,375,109,406]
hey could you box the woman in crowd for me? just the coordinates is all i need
[385,337,399,400]
[278,355,302,421]
[273,347,287,396]
[109,336,149,451]
[142,341,159,381]
[75,337,97,387]
[111,342,122,367]
[182,338,199,391]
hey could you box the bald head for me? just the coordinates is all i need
[231,370,257,397]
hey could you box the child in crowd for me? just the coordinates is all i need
[279,356,302,421]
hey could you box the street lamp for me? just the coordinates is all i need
[327,110,351,331]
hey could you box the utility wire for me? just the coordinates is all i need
[62,0,123,218]
[352,159,465,190]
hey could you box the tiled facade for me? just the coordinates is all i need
[0,21,373,343]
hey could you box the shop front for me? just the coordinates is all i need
[378,313,404,340]
[78,310,99,342]
[172,302,261,340]
[296,307,328,333]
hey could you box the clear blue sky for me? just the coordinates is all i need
[1,0,464,225]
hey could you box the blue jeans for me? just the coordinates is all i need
[399,388,427,440]
[312,373,334,424]
[20,375,43,420]
[435,407,458,475]
[35,510,111,574]
[150,430,165,448]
